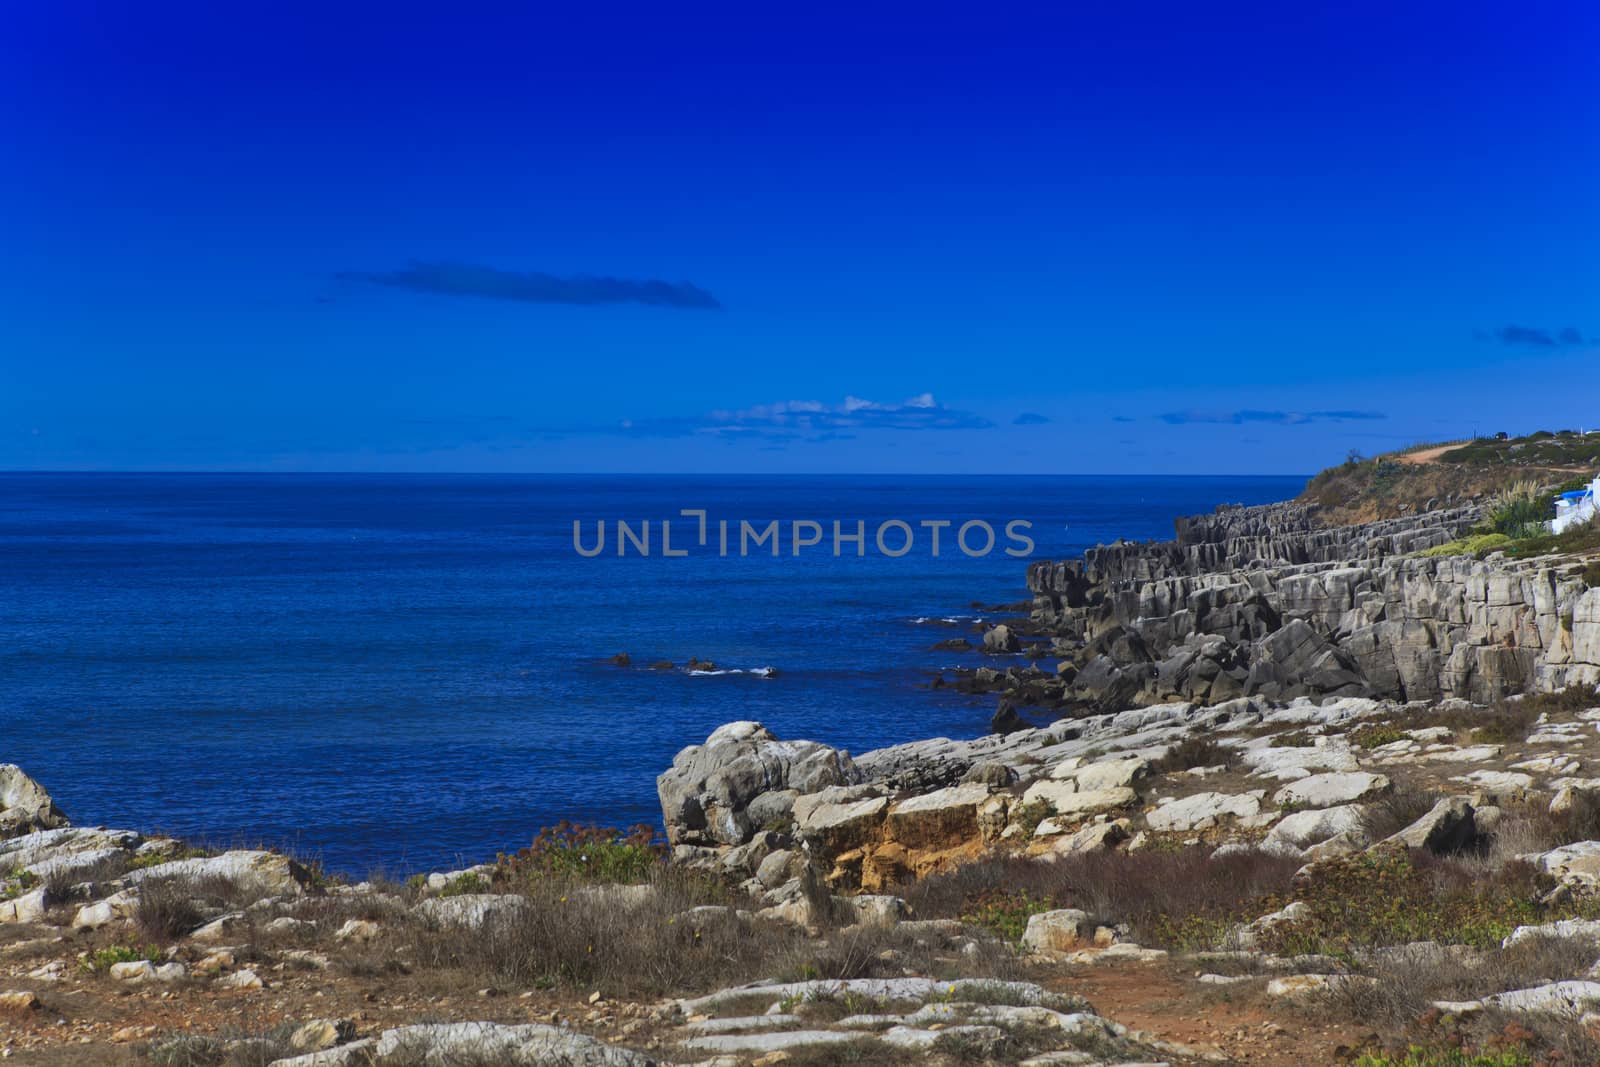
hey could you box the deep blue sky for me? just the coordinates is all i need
[4,2,1596,474]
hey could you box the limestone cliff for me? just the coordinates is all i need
[1018,499,1600,710]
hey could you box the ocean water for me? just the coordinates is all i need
[0,473,1303,875]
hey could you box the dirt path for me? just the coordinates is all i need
[1396,444,1458,465]
[1057,961,1373,1065]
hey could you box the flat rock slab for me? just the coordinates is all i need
[1146,791,1263,832]
[679,977,1084,1014]
[677,1030,863,1054]
[1273,772,1389,809]
[374,1022,657,1066]
[1483,981,1600,1017]
[124,850,308,896]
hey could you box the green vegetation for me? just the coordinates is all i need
[1007,799,1053,841]
[1257,850,1600,957]
[496,821,666,884]
[1440,429,1600,469]
[126,846,213,871]
[1350,722,1410,749]
[82,944,164,973]
[2,868,40,900]
[436,871,489,896]
[1418,532,1512,558]
[959,888,1053,941]
[1485,481,1553,538]
[1354,1049,1533,1067]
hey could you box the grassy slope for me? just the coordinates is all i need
[1299,430,1598,527]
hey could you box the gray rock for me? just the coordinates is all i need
[267,1040,377,1067]
[1273,772,1390,809]
[1021,908,1091,953]
[374,1022,656,1065]
[983,624,1022,653]
[1146,791,1264,832]
[1380,796,1479,854]
[1264,805,1366,852]
[415,894,531,931]
[124,850,311,898]
[0,765,68,839]
[657,722,857,848]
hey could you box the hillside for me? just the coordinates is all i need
[1300,430,1599,526]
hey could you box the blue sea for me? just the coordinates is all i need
[0,473,1303,876]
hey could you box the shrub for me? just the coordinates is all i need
[960,889,1053,941]
[1149,736,1235,774]
[1,868,39,901]
[1419,533,1513,558]
[899,846,1301,950]
[1354,1048,1533,1067]
[437,871,489,897]
[1504,514,1600,560]
[401,866,805,996]
[496,822,666,885]
[82,944,163,973]
[1257,850,1600,957]
[1486,481,1552,538]
[135,877,205,942]
[1351,722,1410,749]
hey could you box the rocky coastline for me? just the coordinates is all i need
[11,489,1600,1063]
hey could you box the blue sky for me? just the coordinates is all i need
[3,1,1596,474]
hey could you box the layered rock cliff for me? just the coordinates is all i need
[1014,500,1600,711]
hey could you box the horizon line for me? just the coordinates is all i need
[0,468,1314,479]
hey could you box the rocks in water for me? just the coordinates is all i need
[990,702,1028,735]
[982,624,1022,653]
[609,652,631,666]
[0,765,67,838]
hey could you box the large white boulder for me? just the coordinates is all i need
[1273,772,1390,809]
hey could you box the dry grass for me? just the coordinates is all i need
[898,847,1302,949]
[397,867,804,997]
[1149,736,1236,774]
[1359,784,1445,843]
[1330,936,1600,1030]
[133,878,207,943]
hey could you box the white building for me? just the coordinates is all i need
[1552,475,1600,534]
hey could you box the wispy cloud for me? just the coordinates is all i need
[1479,325,1591,348]
[538,394,993,444]
[339,261,721,310]
[619,394,992,439]
[1157,409,1386,426]
[1012,412,1051,425]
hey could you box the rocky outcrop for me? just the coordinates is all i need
[657,721,858,848]
[0,764,67,838]
[1015,498,1600,712]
